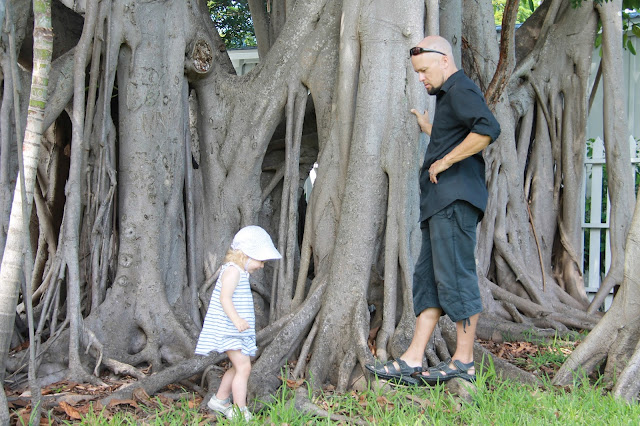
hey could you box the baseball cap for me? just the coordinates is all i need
[231,226,282,261]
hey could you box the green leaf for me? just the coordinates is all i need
[632,25,640,39]
[622,0,640,10]
[628,39,637,56]
[208,0,256,48]
[595,33,602,49]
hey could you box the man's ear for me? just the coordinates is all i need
[439,55,448,70]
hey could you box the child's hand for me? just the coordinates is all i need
[233,317,250,332]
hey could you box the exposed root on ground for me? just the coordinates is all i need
[289,387,368,425]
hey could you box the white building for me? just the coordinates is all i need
[228,48,259,76]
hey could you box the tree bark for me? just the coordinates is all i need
[0,0,53,378]
[554,192,640,401]
[586,0,635,314]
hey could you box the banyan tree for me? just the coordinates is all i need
[1,0,639,421]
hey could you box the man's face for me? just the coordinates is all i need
[411,52,445,95]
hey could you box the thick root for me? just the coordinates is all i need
[289,387,368,425]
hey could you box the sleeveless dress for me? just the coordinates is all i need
[195,262,257,356]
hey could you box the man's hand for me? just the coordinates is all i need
[428,133,491,183]
[233,317,250,332]
[428,158,451,184]
[410,109,432,135]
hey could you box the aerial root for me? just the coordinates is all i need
[292,318,318,379]
[82,327,145,379]
[337,348,356,393]
[99,353,225,406]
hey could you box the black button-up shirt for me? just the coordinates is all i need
[419,70,501,222]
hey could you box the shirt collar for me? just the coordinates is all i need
[437,69,464,95]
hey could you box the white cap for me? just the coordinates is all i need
[231,226,282,261]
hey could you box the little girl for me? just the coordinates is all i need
[195,225,281,421]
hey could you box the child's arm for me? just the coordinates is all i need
[219,267,250,332]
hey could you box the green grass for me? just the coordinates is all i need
[31,333,632,425]
[59,366,640,425]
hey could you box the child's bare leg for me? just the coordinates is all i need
[227,349,252,408]
[216,365,236,401]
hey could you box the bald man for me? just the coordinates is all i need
[367,36,500,385]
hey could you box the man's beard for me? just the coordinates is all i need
[427,85,440,95]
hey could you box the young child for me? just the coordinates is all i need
[195,225,282,421]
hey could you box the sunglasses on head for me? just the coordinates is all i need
[409,47,446,57]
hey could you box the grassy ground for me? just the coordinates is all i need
[10,336,640,425]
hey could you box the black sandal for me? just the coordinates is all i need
[415,359,476,384]
[365,358,422,384]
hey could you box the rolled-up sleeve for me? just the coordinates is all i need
[452,86,501,144]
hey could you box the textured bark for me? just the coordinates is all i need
[586,0,635,313]
[0,0,53,378]
[554,191,640,401]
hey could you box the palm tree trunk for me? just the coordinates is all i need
[0,0,53,380]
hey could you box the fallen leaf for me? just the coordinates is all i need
[284,378,305,389]
[156,394,173,407]
[375,395,395,411]
[106,398,139,409]
[405,393,436,409]
[10,341,30,352]
[60,401,83,420]
[133,387,151,403]
[7,398,29,409]
[19,409,31,425]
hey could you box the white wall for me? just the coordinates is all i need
[228,48,260,76]
[586,15,639,143]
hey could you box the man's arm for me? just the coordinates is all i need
[410,109,432,135]
[428,132,491,184]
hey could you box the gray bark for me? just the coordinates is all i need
[586,0,635,313]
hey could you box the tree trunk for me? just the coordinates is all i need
[586,0,635,313]
[554,187,640,401]
[0,0,53,378]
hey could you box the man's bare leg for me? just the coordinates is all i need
[381,307,442,372]
[419,312,479,377]
[450,312,479,373]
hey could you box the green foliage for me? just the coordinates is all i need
[493,0,542,26]
[578,0,640,9]
[622,11,639,54]
[207,0,257,48]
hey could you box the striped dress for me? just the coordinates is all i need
[195,262,257,356]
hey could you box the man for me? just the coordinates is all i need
[367,36,500,384]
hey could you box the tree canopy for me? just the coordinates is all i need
[208,0,256,48]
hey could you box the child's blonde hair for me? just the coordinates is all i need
[224,248,249,267]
